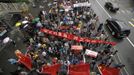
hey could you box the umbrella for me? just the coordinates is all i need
[48,3,52,7]
[36,21,43,27]
[59,9,65,12]
[23,24,29,29]
[32,17,40,23]
[22,20,29,24]
[15,22,22,27]
[3,37,10,44]
[42,51,46,56]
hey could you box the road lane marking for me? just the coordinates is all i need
[95,0,133,75]
[127,37,134,47]
[126,10,131,14]
[121,10,125,13]
[96,0,112,18]
[128,21,134,27]
[116,52,130,75]
[117,11,121,14]
[96,0,134,47]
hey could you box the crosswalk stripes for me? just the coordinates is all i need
[128,21,134,27]
[121,10,125,13]
[117,9,131,14]
[117,11,121,14]
[126,10,131,14]
[128,18,134,27]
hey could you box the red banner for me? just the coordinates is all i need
[41,64,61,75]
[69,71,89,75]
[69,63,90,75]
[98,64,120,75]
[40,28,117,46]
[15,50,32,70]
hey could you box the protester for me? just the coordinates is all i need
[8,58,18,65]
[10,0,122,75]
[114,63,125,69]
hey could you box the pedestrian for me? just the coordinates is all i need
[9,38,16,47]
[97,23,103,32]
[114,63,125,69]
[106,58,114,67]
[91,59,96,71]
[8,58,18,65]
[112,50,118,55]
[101,55,112,65]
[105,44,112,50]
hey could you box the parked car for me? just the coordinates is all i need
[104,2,119,13]
[105,18,130,39]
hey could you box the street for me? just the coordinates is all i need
[89,0,134,75]
[0,0,134,75]
[0,28,27,75]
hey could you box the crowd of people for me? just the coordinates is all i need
[5,0,125,75]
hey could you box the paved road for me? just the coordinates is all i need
[0,0,133,75]
[89,0,134,75]
[0,28,27,75]
[28,0,53,17]
[0,0,53,75]
[0,0,53,74]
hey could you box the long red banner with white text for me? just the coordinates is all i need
[40,28,117,46]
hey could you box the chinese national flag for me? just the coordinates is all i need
[98,64,120,75]
[15,50,32,70]
[41,64,61,75]
[69,71,89,75]
[69,63,90,75]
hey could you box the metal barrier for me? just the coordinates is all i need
[0,2,29,15]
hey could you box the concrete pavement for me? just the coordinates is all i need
[0,27,27,75]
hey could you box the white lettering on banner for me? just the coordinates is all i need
[90,40,96,44]
[79,38,84,42]
[41,28,117,46]
[73,36,79,40]
[53,32,58,36]
[85,49,98,58]
[58,32,62,36]
[63,33,68,38]
[43,29,49,33]
[48,31,53,34]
